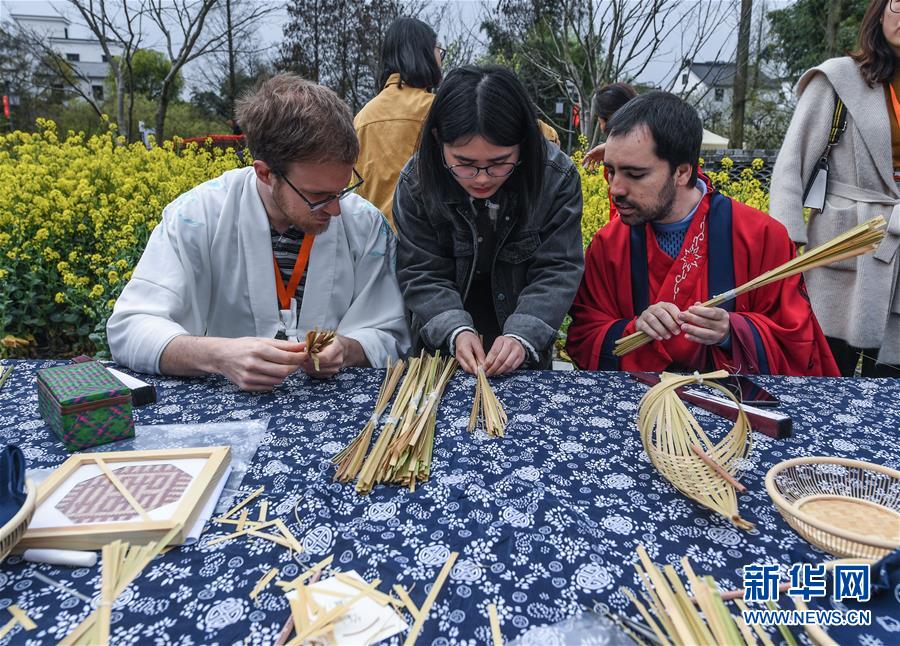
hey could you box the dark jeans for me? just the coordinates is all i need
[826,336,900,377]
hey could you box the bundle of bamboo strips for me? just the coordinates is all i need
[623,544,789,646]
[332,359,407,482]
[614,215,886,356]
[305,328,336,371]
[347,352,457,495]
[638,370,754,530]
[60,525,182,645]
[468,367,508,437]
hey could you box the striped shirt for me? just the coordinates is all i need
[270,225,308,306]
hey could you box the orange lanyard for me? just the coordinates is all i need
[273,234,315,310]
[890,83,900,131]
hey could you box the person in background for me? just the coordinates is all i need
[394,65,584,375]
[354,17,444,227]
[581,82,638,170]
[108,74,410,391]
[567,91,839,377]
[580,82,638,224]
[770,0,900,376]
[355,18,563,229]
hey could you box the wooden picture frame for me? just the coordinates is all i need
[19,446,231,551]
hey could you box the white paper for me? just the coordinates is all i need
[287,570,407,645]
[184,466,232,545]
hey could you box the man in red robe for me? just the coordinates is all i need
[567,91,839,376]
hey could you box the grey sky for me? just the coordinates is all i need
[2,0,791,95]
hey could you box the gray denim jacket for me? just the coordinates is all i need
[393,142,584,364]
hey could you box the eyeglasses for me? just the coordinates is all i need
[276,168,364,211]
[441,148,520,179]
[436,46,447,61]
[891,0,900,13]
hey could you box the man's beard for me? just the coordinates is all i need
[273,187,332,234]
[615,179,676,226]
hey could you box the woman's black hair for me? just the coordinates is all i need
[378,17,442,90]
[416,65,546,215]
[596,82,638,123]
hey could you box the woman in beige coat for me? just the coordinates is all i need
[770,0,900,376]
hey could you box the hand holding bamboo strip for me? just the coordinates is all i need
[638,370,754,530]
[614,215,886,356]
[305,328,336,371]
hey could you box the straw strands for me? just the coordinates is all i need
[624,545,784,646]
[615,215,886,356]
[60,525,182,645]
[468,367,508,437]
[332,359,407,482]
[331,352,457,495]
[305,328,336,371]
[638,370,754,530]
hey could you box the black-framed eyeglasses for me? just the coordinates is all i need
[436,46,447,61]
[441,147,520,179]
[891,0,900,13]
[276,168,364,211]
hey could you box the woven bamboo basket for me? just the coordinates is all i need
[765,457,900,559]
[638,370,754,529]
[0,479,36,562]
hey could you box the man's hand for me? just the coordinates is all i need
[581,143,606,170]
[454,331,486,374]
[636,302,683,341]
[678,302,731,345]
[209,337,306,391]
[484,335,526,376]
[296,334,368,379]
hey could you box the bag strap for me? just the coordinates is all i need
[821,92,847,162]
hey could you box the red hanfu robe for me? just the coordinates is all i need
[567,189,840,376]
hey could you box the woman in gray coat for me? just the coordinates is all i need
[770,0,900,376]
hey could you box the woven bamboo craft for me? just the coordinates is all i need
[0,480,35,562]
[305,328,336,372]
[615,216,887,357]
[638,370,754,530]
[766,456,900,560]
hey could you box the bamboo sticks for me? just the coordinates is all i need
[333,359,406,482]
[60,525,182,645]
[623,546,793,646]
[614,215,886,357]
[468,368,508,437]
[334,352,457,495]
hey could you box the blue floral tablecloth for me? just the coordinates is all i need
[0,360,897,645]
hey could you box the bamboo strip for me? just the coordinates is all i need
[488,603,503,646]
[251,568,279,601]
[402,551,459,646]
[93,457,151,522]
[217,486,264,521]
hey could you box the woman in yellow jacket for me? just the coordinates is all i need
[354,18,444,227]
[355,18,561,228]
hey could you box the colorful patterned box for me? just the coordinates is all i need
[36,361,134,451]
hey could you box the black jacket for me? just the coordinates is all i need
[393,141,584,365]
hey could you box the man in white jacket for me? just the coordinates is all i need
[108,74,411,390]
